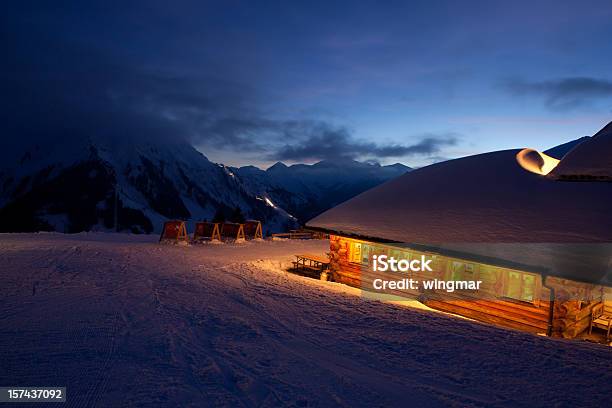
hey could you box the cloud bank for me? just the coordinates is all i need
[270,125,458,161]
[505,77,612,110]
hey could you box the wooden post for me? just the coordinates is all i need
[211,223,221,241]
[237,224,245,241]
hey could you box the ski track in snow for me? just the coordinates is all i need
[0,233,611,407]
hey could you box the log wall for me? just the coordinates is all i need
[546,276,607,338]
[328,235,609,338]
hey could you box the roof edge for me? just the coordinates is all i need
[304,225,400,244]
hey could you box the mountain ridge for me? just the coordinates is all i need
[233,160,411,222]
[0,138,410,234]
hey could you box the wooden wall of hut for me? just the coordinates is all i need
[329,235,609,338]
[546,276,606,338]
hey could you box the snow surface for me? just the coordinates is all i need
[308,149,612,243]
[1,233,611,407]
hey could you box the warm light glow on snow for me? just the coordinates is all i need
[264,197,276,208]
[516,148,560,175]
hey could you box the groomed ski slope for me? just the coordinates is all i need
[0,233,610,407]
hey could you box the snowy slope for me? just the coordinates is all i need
[0,137,295,234]
[0,233,610,407]
[235,159,410,222]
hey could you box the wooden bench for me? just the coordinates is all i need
[589,302,612,341]
[291,254,330,279]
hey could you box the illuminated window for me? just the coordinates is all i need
[349,242,361,263]
[478,266,497,284]
[361,244,371,265]
[504,271,537,302]
[450,261,475,280]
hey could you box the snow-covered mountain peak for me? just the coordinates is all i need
[0,137,296,233]
[267,161,288,172]
[235,158,411,223]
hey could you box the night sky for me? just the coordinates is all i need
[3,1,612,168]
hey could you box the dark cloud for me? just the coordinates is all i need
[0,3,270,158]
[0,31,269,157]
[269,124,458,161]
[1,2,461,165]
[504,77,612,110]
[1,28,456,164]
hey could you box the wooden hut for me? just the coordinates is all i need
[221,222,245,242]
[244,220,263,240]
[193,222,221,242]
[159,220,189,244]
[307,123,612,340]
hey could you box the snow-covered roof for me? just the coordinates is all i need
[549,121,612,180]
[308,148,612,243]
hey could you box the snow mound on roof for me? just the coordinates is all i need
[516,148,560,175]
[544,136,589,159]
[307,149,612,243]
[549,121,612,180]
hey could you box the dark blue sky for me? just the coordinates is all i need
[3,1,612,167]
